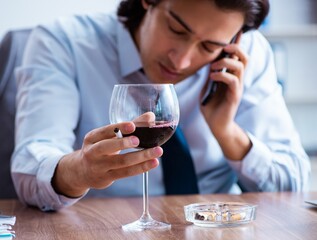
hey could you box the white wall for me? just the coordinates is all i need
[0,0,121,39]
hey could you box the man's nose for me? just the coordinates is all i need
[167,46,192,70]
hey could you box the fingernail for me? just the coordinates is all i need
[130,136,139,146]
[149,159,159,168]
[124,122,135,132]
[152,147,163,156]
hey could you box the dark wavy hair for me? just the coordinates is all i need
[117,0,269,34]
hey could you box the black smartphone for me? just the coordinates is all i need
[201,34,239,106]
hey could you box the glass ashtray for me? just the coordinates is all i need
[184,202,257,227]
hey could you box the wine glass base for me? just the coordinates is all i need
[122,218,171,231]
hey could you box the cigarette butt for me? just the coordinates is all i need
[114,128,123,138]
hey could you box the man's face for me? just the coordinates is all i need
[134,0,244,84]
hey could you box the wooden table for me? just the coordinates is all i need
[1,192,317,240]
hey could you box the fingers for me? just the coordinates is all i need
[84,111,157,147]
[222,42,248,67]
[209,71,240,96]
[77,116,165,190]
[209,61,242,95]
[211,46,248,73]
[90,158,159,190]
[211,58,244,76]
[84,122,135,144]
[108,159,160,181]
[84,112,156,148]
[208,42,248,94]
[106,147,162,180]
[82,147,162,189]
[82,122,139,163]
[134,112,156,124]
[109,146,163,170]
[89,135,140,157]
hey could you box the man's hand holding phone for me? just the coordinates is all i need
[201,32,241,105]
[200,31,251,161]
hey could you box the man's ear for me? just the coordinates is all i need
[141,0,150,10]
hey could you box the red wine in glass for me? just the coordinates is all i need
[123,122,176,148]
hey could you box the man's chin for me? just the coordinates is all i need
[145,68,188,84]
[149,74,186,84]
[150,78,181,84]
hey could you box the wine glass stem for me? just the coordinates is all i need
[142,171,152,220]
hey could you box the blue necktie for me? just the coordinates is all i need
[161,127,199,195]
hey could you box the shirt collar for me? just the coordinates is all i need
[117,20,142,77]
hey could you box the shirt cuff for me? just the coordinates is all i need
[27,142,85,211]
[227,132,273,187]
[38,154,85,211]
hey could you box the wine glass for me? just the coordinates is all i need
[109,84,180,231]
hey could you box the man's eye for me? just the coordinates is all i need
[202,44,215,53]
[168,25,185,35]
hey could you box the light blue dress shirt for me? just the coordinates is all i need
[12,12,311,211]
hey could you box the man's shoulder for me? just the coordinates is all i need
[241,29,276,89]
[241,30,272,54]
[49,12,117,38]
[30,12,119,46]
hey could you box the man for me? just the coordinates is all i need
[12,0,310,211]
